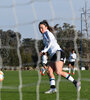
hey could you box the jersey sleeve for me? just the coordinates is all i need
[41,31,52,53]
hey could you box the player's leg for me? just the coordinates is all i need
[40,67,43,74]
[55,61,81,91]
[68,63,72,74]
[72,62,75,75]
[45,63,57,94]
[40,62,44,74]
[41,67,45,76]
[41,64,45,76]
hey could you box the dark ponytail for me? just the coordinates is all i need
[39,20,53,33]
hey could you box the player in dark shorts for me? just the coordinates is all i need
[68,49,76,75]
[39,20,81,93]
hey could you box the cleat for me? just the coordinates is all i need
[42,73,45,76]
[45,88,57,94]
[68,72,71,75]
[72,73,75,75]
[76,81,81,92]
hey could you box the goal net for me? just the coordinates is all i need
[0,0,89,100]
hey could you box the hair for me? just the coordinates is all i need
[72,49,75,51]
[71,49,76,53]
[42,52,47,55]
[42,52,45,55]
[39,20,53,33]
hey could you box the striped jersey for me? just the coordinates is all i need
[41,30,62,57]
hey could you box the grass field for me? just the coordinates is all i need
[0,70,90,100]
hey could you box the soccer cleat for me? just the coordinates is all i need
[76,81,81,92]
[42,73,45,76]
[68,72,71,75]
[45,88,57,94]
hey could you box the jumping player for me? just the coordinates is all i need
[68,49,76,75]
[39,20,81,94]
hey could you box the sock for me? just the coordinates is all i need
[66,74,74,82]
[73,68,75,73]
[73,80,77,87]
[42,68,45,74]
[66,74,77,86]
[69,68,71,73]
[50,78,55,89]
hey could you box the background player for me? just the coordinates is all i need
[68,49,77,75]
[40,52,48,76]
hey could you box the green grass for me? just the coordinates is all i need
[0,70,90,100]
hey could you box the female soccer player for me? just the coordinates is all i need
[39,20,81,94]
[68,49,77,75]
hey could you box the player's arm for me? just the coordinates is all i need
[41,32,52,53]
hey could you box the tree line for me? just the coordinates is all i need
[0,23,90,69]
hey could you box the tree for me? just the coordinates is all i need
[0,30,21,66]
[81,2,90,69]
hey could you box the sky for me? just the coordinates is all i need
[0,0,90,40]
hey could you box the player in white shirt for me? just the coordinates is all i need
[68,49,77,75]
[42,53,48,65]
[39,20,81,94]
[40,52,48,76]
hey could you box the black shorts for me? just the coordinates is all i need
[69,62,75,66]
[50,50,66,63]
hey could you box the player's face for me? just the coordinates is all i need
[72,50,74,53]
[39,24,47,34]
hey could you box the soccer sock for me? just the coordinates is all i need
[69,68,71,73]
[66,74,77,86]
[50,78,55,89]
[66,74,74,82]
[42,68,45,74]
[73,80,77,87]
[73,68,75,73]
